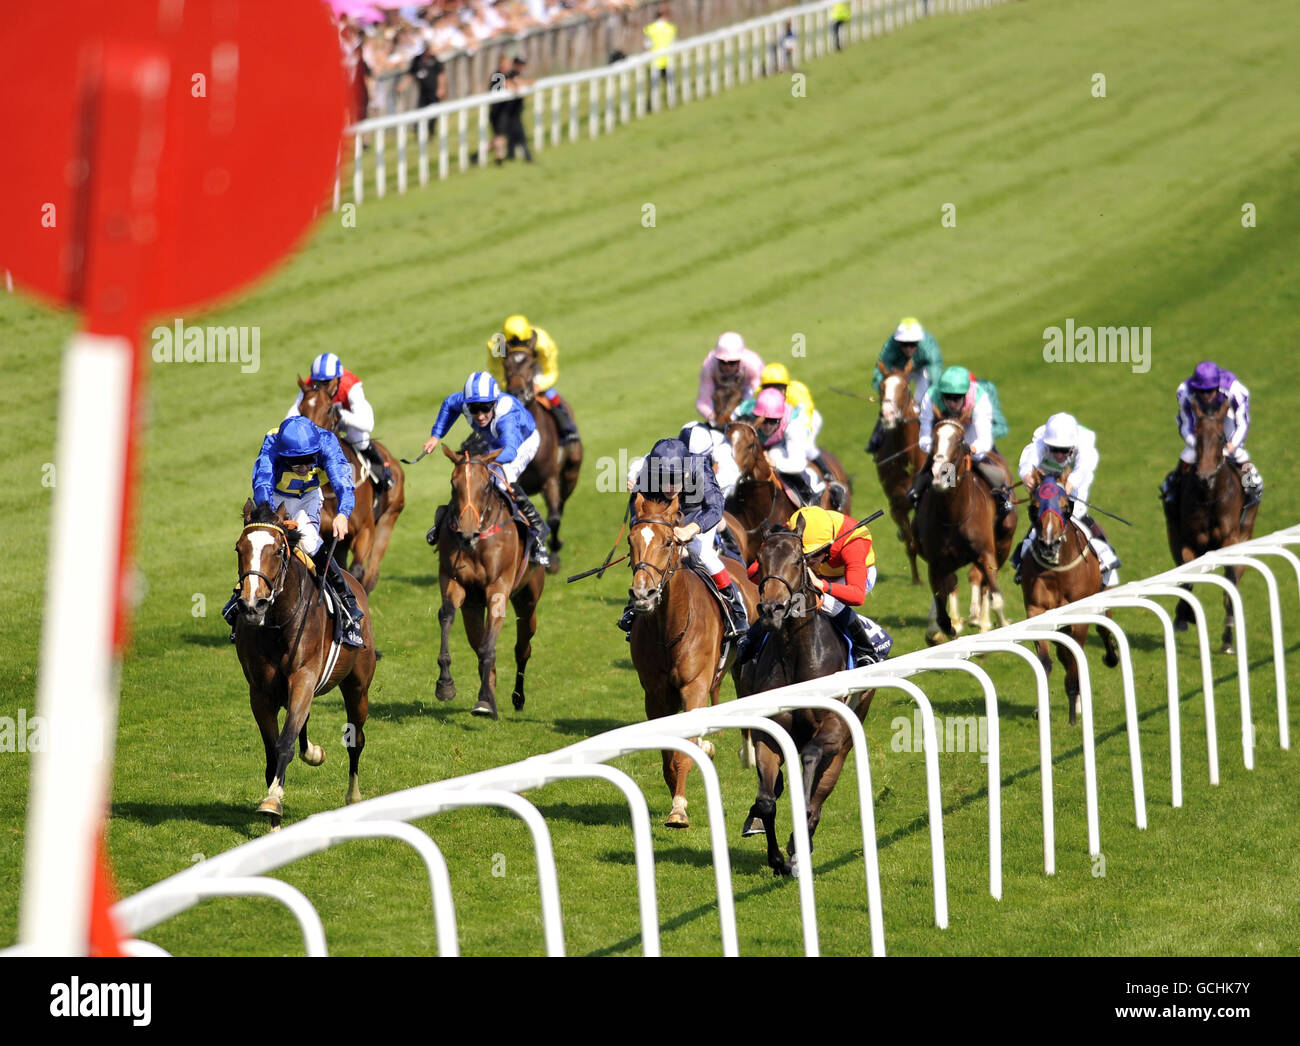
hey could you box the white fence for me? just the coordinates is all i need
[335,0,1010,207]
[89,525,1299,957]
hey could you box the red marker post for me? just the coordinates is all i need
[2,0,348,955]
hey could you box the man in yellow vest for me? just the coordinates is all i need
[644,6,677,95]
[831,2,851,52]
[486,314,579,444]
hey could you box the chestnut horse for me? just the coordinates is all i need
[1020,476,1118,724]
[736,523,875,876]
[916,418,1017,643]
[435,443,546,720]
[724,420,852,563]
[1169,399,1259,652]
[873,362,926,585]
[297,379,406,593]
[501,348,582,575]
[627,492,758,827]
[233,501,374,829]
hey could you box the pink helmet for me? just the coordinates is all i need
[753,387,791,446]
[714,331,747,362]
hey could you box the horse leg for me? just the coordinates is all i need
[436,577,465,703]
[251,691,280,793]
[1100,609,1120,668]
[976,551,1009,630]
[297,715,325,767]
[348,519,376,592]
[745,731,791,876]
[1221,563,1240,654]
[259,675,316,829]
[362,486,404,594]
[466,589,503,720]
[542,473,564,556]
[926,566,957,644]
[340,670,370,805]
[968,565,984,631]
[1063,622,1090,725]
[509,574,542,712]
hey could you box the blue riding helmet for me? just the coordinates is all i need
[277,416,322,458]
[311,352,344,382]
[463,371,501,405]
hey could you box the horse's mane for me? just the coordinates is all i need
[459,431,492,457]
[245,503,302,548]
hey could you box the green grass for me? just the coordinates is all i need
[3,0,1300,956]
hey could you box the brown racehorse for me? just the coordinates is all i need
[736,523,875,876]
[435,443,546,719]
[1020,475,1118,725]
[233,501,374,829]
[724,420,852,563]
[501,348,582,575]
[1169,399,1259,653]
[296,379,405,593]
[627,492,758,827]
[873,362,926,585]
[916,418,1017,643]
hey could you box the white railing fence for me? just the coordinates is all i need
[334,0,1010,208]
[91,525,1299,958]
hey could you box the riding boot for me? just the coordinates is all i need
[718,580,751,640]
[511,483,551,567]
[864,417,884,456]
[548,396,580,445]
[782,471,816,507]
[426,503,449,546]
[222,590,240,642]
[734,619,767,664]
[315,548,365,646]
[813,454,848,510]
[361,441,392,491]
[1160,461,1191,504]
[907,465,933,508]
[1240,461,1264,506]
[617,597,636,641]
[829,603,892,665]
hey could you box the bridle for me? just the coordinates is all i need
[237,522,291,605]
[449,456,512,544]
[628,515,683,607]
[1193,411,1227,484]
[503,349,536,404]
[756,535,818,622]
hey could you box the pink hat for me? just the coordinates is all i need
[753,387,791,446]
[714,331,746,362]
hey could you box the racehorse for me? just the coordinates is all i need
[501,348,582,575]
[735,522,875,876]
[233,501,374,829]
[627,492,758,827]
[434,442,546,719]
[873,362,926,585]
[1169,398,1259,653]
[724,420,852,563]
[915,418,1017,643]
[1020,475,1118,724]
[296,379,406,592]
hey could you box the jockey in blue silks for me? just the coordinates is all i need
[423,371,550,566]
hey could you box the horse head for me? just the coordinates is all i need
[931,418,969,493]
[1192,398,1230,487]
[502,349,537,402]
[1031,477,1069,565]
[235,498,295,625]
[628,492,683,613]
[754,520,811,626]
[725,420,768,480]
[297,377,340,429]
[878,364,915,431]
[443,443,505,546]
[712,381,745,427]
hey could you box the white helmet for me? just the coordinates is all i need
[715,331,747,361]
[1042,412,1079,449]
[894,317,924,343]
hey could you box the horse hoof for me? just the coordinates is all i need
[299,743,326,767]
[741,815,763,837]
[1173,618,1189,633]
[1103,650,1120,669]
[698,739,716,759]
[471,700,499,720]
[925,630,947,647]
[267,821,282,833]
[1221,642,1235,656]
[773,862,793,878]
[346,786,362,805]
[257,797,282,818]
[435,680,456,703]
[664,811,690,829]
[545,559,562,575]
[512,691,525,712]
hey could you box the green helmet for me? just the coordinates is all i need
[936,365,971,397]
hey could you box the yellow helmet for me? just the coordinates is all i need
[789,506,843,555]
[761,362,791,387]
[503,315,534,343]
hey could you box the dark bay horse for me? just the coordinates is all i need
[435,444,546,719]
[1020,476,1118,724]
[297,379,406,593]
[627,492,758,827]
[724,420,852,562]
[501,348,582,575]
[233,501,374,829]
[873,362,926,585]
[735,523,875,876]
[916,419,1017,643]
[1169,399,1259,653]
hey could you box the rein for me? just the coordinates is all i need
[450,458,513,543]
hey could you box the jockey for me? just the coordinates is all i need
[696,331,764,423]
[617,437,750,640]
[287,352,391,492]
[740,506,893,665]
[740,362,841,495]
[747,386,829,508]
[222,416,364,646]
[1161,360,1263,508]
[909,365,1015,520]
[1013,412,1120,587]
[866,317,944,455]
[486,314,579,445]
[422,371,550,567]
[678,416,741,498]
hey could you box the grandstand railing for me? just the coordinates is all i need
[334,0,1010,208]
[91,525,1299,958]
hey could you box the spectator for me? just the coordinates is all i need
[643,5,677,96]
[489,54,514,164]
[831,2,851,51]
[505,56,535,163]
[410,42,447,134]
[779,21,797,72]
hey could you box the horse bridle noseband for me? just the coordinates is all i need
[450,457,511,544]
[756,543,818,620]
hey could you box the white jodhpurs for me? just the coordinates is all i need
[689,524,725,576]
[272,488,324,555]
[500,429,541,486]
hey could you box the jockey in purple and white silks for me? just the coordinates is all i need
[1012,412,1120,588]
[1162,360,1263,506]
[422,371,550,566]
